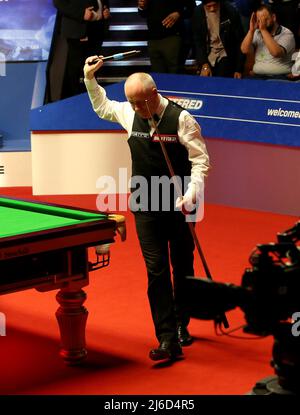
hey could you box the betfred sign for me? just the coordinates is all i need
[168,96,203,110]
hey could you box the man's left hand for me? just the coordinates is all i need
[176,184,197,215]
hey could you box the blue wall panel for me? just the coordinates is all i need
[0,62,45,152]
[30,74,300,148]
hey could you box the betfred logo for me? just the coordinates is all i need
[152,134,178,143]
[168,96,203,111]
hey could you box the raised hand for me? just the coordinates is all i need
[249,12,257,32]
[258,15,268,31]
[84,7,94,21]
[84,56,103,80]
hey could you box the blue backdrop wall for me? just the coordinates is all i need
[0,62,46,151]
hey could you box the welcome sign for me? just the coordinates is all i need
[156,74,300,148]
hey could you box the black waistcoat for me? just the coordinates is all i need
[127,101,191,212]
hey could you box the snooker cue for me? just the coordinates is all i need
[88,50,141,66]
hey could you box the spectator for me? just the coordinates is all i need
[266,1,300,47]
[180,0,197,71]
[192,0,246,78]
[54,0,110,98]
[138,0,184,74]
[241,3,295,79]
[288,50,300,79]
[234,0,263,32]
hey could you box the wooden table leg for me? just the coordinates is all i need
[55,288,88,365]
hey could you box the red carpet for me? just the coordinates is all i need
[0,188,298,394]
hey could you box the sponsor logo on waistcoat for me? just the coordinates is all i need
[152,134,179,143]
[131,131,150,138]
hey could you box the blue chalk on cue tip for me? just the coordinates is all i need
[113,53,124,60]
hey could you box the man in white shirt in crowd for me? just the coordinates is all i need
[241,3,295,79]
[288,50,300,80]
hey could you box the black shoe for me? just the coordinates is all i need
[177,325,193,346]
[149,340,183,361]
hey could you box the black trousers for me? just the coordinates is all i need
[148,35,183,74]
[134,211,195,343]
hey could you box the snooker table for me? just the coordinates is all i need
[0,196,126,365]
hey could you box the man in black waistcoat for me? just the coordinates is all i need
[83,56,210,361]
[53,0,110,98]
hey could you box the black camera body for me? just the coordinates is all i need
[186,221,300,393]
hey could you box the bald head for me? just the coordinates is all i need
[124,72,160,119]
[125,72,157,96]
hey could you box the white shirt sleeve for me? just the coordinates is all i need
[277,28,295,55]
[84,77,134,135]
[178,110,210,191]
[292,50,300,75]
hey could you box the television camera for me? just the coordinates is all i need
[186,221,300,394]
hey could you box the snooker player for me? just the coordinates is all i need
[83,56,210,361]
